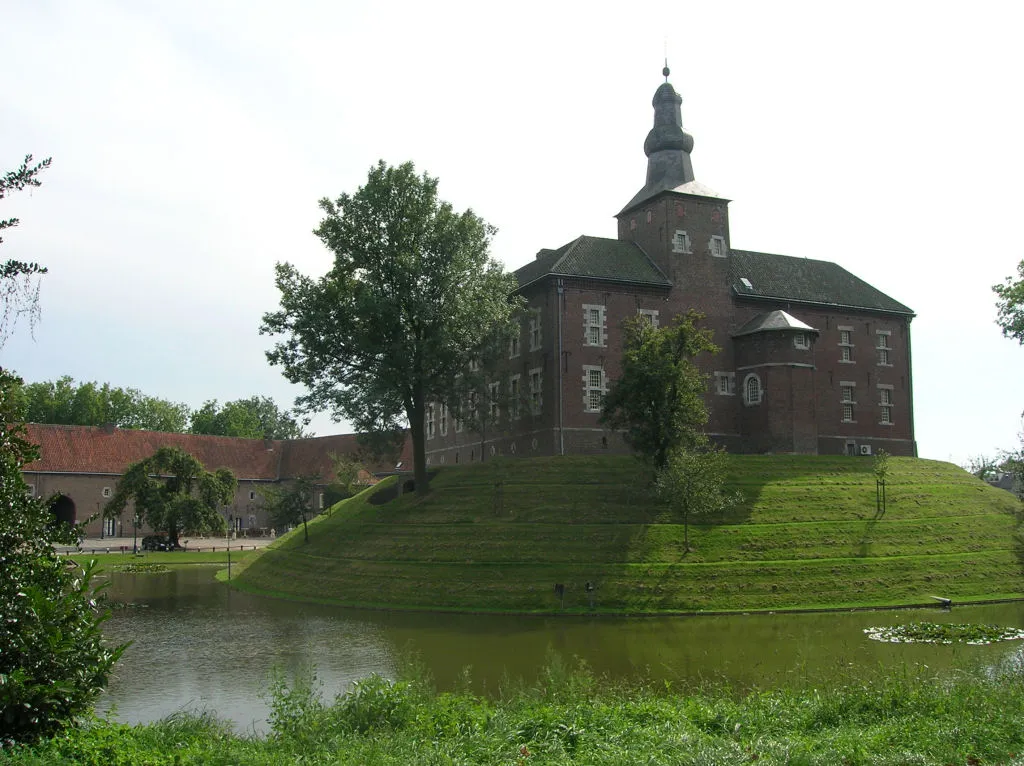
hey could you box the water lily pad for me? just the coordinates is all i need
[864,622,1024,645]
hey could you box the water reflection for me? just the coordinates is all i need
[98,567,1024,732]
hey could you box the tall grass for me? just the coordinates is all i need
[6,657,1024,765]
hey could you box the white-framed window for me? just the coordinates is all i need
[876,330,891,366]
[528,309,542,351]
[426,403,435,439]
[439,403,448,436]
[714,371,736,396]
[840,383,855,403]
[672,229,692,254]
[842,403,855,422]
[468,358,480,373]
[102,486,112,498]
[488,381,500,421]
[318,493,324,509]
[637,308,660,328]
[529,368,543,415]
[840,346,853,363]
[646,210,653,224]
[743,373,762,405]
[878,385,894,425]
[509,333,520,359]
[793,333,810,350]
[249,490,256,501]
[583,304,606,347]
[455,401,464,433]
[467,391,478,424]
[839,328,852,345]
[26,484,35,497]
[709,235,727,258]
[103,517,116,537]
[583,365,606,413]
[509,374,521,420]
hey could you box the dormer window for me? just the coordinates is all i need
[671,230,692,254]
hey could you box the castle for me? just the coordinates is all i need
[423,68,916,465]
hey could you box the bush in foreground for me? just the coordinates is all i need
[5,659,1024,765]
[0,370,123,746]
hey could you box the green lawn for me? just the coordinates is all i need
[232,455,1024,613]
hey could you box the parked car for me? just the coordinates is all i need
[140,535,182,552]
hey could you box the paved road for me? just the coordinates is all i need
[56,535,276,554]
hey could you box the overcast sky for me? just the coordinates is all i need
[3,0,1023,467]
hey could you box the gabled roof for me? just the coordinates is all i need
[733,310,819,337]
[22,424,414,481]
[729,249,914,316]
[515,235,671,290]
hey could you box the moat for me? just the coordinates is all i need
[98,566,1024,733]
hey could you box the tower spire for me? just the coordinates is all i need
[618,66,697,214]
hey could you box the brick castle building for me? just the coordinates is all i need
[424,68,916,465]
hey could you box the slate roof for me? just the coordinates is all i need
[729,249,914,316]
[23,424,412,482]
[619,180,725,217]
[515,236,671,290]
[733,310,819,337]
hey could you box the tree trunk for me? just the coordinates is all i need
[302,513,308,544]
[408,392,430,497]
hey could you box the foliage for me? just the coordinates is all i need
[864,622,1024,644]
[655,444,739,551]
[326,452,367,505]
[18,376,189,431]
[964,453,1000,481]
[104,447,235,547]
[601,312,718,471]
[1,154,51,347]
[994,258,1024,344]
[261,160,519,495]
[0,369,123,746]
[261,476,318,543]
[190,396,308,440]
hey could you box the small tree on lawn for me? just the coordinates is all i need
[602,312,718,472]
[655,443,738,553]
[104,447,235,546]
[873,449,890,517]
[262,476,318,544]
[0,369,124,745]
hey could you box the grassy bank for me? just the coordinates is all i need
[68,550,257,567]
[5,661,1024,765]
[232,455,1024,613]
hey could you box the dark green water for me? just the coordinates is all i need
[98,566,1024,733]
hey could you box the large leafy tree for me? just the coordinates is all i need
[261,161,518,495]
[1,378,123,744]
[1,154,51,348]
[104,447,236,547]
[190,395,308,439]
[20,376,190,431]
[994,260,1024,344]
[261,475,318,544]
[601,312,718,471]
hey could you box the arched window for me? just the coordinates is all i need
[744,374,762,406]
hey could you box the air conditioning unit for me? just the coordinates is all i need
[859,445,872,456]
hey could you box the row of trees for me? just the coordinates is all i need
[13,377,308,439]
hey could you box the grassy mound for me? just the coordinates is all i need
[232,455,1024,613]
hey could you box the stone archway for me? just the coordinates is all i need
[51,494,76,527]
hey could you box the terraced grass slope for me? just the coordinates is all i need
[232,456,1024,613]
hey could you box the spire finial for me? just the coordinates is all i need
[663,57,670,82]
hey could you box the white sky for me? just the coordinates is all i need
[2,0,1023,467]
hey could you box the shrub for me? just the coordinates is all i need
[0,369,124,746]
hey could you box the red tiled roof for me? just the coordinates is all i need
[22,424,415,482]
